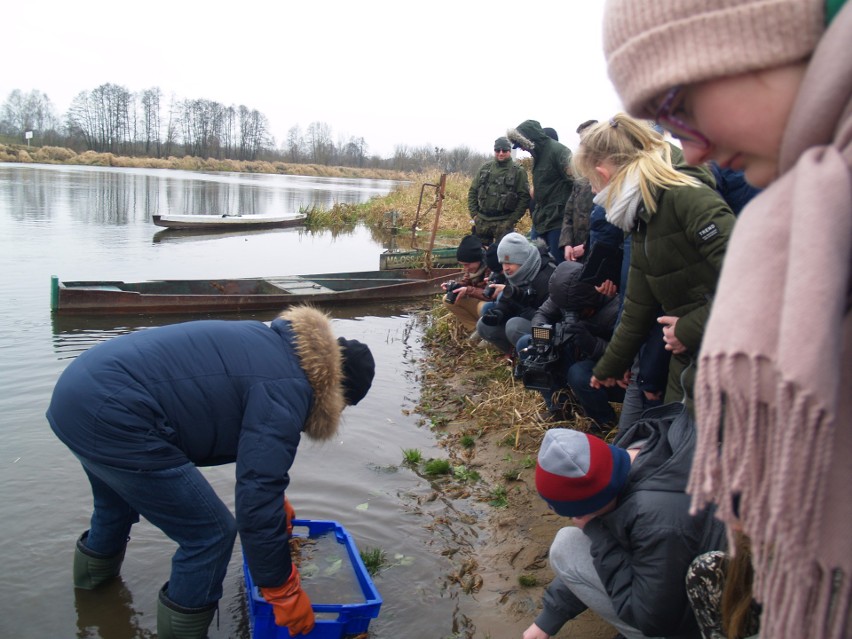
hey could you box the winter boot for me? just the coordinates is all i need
[157,582,217,639]
[73,530,126,590]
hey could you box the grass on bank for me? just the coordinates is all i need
[0,143,412,181]
[417,299,617,508]
[315,168,534,239]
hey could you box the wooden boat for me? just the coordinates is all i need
[152,212,307,230]
[50,268,461,316]
[379,246,459,270]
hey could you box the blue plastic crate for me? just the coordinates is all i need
[243,519,382,639]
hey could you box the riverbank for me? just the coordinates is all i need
[411,303,618,638]
[0,143,412,181]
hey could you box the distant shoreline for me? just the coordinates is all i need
[0,143,413,182]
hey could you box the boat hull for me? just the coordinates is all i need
[51,269,461,315]
[152,213,306,230]
[379,247,459,270]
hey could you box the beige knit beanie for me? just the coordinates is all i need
[603,0,825,115]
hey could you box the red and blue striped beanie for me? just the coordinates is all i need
[535,428,631,517]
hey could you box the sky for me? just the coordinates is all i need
[5,1,625,158]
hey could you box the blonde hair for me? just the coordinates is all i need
[572,112,699,214]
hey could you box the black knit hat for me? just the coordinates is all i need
[485,242,503,273]
[456,235,484,263]
[494,136,512,151]
[337,337,375,406]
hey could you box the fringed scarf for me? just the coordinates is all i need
[689,6,852,638]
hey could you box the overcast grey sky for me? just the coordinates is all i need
[4,1,624,157]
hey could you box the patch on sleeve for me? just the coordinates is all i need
[697,222,719,242]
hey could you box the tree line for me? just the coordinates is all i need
[0,85,489,174]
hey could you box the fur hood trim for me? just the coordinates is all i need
[507,127,535,152]
[507,119,545,151]
[278,305,345,441]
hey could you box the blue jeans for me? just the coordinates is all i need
[536,228,565,265]
[77,456,238,609]
[516,337,619,426]
[565,359,620,427]
[477,315,531,354]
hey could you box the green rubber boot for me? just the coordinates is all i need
[73,531,126,590]
[157,583,217,639]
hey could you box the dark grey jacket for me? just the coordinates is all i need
[535,404,725,638]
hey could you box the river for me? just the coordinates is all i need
[0,163,481,639]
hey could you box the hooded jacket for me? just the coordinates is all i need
[592,166,735,403]
[486,242,556,323]
[507,120,574,234]
[532,260,619,361]
[536,404,725,638]
[47,305,345,588]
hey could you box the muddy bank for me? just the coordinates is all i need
[408,308,617,638]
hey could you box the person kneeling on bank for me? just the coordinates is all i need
[525,415,724,639]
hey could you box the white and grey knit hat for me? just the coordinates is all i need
[603,0,825,115]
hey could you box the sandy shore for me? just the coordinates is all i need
[413,311,617,638]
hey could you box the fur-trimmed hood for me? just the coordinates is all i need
[507,119,549,154]
[277,305,346,442]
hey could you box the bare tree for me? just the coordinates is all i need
[341,136,368,167]
[443,146,477,173]
[285,125,303,162]
[0,89,60,141]
[179,98,226,158]
[139,87,162,157]
[306,121,333,164]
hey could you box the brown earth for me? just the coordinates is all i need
[409,309,619,639]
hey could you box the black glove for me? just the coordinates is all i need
[480,308,505,327]
[564,322,597,358]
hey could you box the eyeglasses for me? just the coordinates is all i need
[494,148,511,153]
[653,86,711,150]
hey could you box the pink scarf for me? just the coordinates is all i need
[689,6,852,638]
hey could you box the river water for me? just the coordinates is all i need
[0,164,480,639]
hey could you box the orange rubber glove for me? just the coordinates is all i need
[260,567,315,636]
[284,496,295,537]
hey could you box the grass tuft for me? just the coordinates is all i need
[401,448,423,465]
[359,547,387,576]
[423,458,452,476]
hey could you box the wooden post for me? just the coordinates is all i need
[425,174,447,270]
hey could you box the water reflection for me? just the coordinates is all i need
[151,225,305,245]
[0,163,401,225]
[74,580,154,639]
[50,302,430,360]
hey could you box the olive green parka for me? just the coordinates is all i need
[592,167,735,404]
[507,120,573,235]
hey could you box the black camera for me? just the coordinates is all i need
[514,313,578,392]
[483,285,495,299]
[444,281,465,304]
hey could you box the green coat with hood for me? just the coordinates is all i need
[507,120,574,235]
[592,166,735,405]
